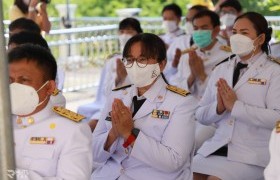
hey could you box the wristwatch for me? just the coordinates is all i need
[123,128,140,148]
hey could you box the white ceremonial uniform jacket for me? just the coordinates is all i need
[170,40,232,99]
[13,101,92,180]
[91,76,198,180]
[264,125,280,180]
[164,34,192,79]
[195,53,280,167]
[160,28,185,48]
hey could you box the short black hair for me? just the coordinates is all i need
[119,17,143,33]
[220,0,242,13]
[123,33,166,63]
[192,10,220,28]
[8,31,50,50]
[9,18,41,34]
[8,44,57,81]
[162,3,182,18]
[235,12,272,54]
[189,5,208,12]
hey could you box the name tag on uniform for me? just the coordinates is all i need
[151,109,170,119]
[30,137,55,145]
[248,78,266,85]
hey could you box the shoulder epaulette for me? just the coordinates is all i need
[181,46,198,55]
[52,106,85,122]
[220,45,231,52]
[166,85,190,97]
[51,88,60,96]
[112,84,132,91]
[275,121,280,133]
[215,54,236,67]
[268,55,280,65]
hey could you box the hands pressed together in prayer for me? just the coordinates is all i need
[105,98,134,150]
[216,78,237,114]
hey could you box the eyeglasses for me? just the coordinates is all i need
[122,57,149,68]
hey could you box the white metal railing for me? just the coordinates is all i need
[4,16,280,92]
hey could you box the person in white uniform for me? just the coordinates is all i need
[193,12,280,180]
[160,3,185,48]
[264,121,280,180]
[9,44,92,179]
[91,33,198,180]
[169,10,232,151]
[8,31,66,107]
[78,18,143,131]
[164,5,208,79]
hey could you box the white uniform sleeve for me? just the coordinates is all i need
[231,70,280,129]
[264,129,280,180]
[130,96,197,173]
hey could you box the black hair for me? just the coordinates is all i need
[162,3,182,18]
[8,31,50,51]
[9,18,41,34]
[189,5,208,12]
[192,10,220,27]
[123,33,166,63]
[235,12,272,55]
[119,17,143,33]
[220,0,242,13]
[8,44,57,81]
[14,0,28,14]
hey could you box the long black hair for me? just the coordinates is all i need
[14,0,28,14]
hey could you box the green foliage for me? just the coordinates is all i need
[3,0,279,19]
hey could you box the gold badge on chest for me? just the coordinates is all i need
[30,137,55,145]
[151,109,170,119]
[248,78,266,85]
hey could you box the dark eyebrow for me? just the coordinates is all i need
[232,28,249,32]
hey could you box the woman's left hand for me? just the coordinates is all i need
[217,78,237,112]
[111,98,134,139]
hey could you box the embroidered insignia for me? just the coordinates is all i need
[166,85,190,97]
[53,106,85,122]
[30,137,55,144]
[220,45,231,52]
[276,121,280,133]
[248,78,266,85]
[181,46,197,54]
[151,109,170,119]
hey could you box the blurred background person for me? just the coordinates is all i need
[9,0,51,33]
[160,3,185,48]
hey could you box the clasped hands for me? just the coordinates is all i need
[216,78,237,114]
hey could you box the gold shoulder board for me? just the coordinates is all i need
[51,88,60,96]
[52,106,85,122]
[166,85,190,97]
[220,45,231,52]
[112,84,132,91]
[276,121,280,133]
[268,55,280,65]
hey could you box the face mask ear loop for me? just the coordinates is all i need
[36,81,49,93]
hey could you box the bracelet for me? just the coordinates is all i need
[123,128,140,148]
[28,6,36,12]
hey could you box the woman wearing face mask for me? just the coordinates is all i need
[91,33,198,180]
[77,18,143,131]
[9,0,51,33]
[192,12,280,180]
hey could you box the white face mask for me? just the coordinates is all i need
[220,14,237,27]
[230,34,257,57]
[126,63,161,88]
[185,21,194,35]
[162,20,178,33]
[119,34,133,52]
[23,0,30,5]
[10,81,49,116]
